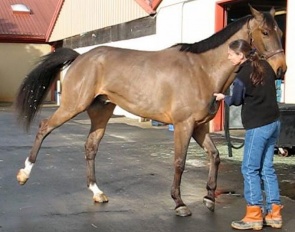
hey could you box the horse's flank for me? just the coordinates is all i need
[65,46,213,124]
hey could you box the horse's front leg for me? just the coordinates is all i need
[192,124,220,212]
[86,102,115,203]
[171,120,194,217]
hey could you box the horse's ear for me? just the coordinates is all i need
[249,4,263,22]
[270,7,276,17]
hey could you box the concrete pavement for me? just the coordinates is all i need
[0,105,295,232]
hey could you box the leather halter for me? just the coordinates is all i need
[260,48,284,60]
[247,19,284,60]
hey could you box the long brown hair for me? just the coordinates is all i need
[229,39,265,86]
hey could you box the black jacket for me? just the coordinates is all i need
[224,60,279,129]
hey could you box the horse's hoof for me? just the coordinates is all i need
[93,193,109,203]
[16,169,29,185]
[203,197,215,212]
[175,206,192,217]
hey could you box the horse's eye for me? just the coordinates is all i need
[262,30,269,36]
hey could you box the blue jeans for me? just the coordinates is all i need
[242,120,281,212]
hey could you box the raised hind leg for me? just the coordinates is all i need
[171,120,195,216]
[16,106,84,185]
[192,123,220,212]
[85,100,115,203]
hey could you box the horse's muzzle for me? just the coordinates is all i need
[276,66,287,80]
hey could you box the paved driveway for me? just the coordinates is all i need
[0,105,294,232]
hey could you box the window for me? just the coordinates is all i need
[11,4,31,14]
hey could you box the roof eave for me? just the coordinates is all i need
[45,0,65,42]
[0,35,47,43]
[134,0,162,14]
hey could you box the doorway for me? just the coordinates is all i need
[215,0,287,130]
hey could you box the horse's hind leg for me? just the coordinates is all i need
[85,100,115,203]
[192,123,220,212]
[17,106,83,185]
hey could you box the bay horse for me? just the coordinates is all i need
[15,5,286,217]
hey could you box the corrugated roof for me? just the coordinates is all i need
[134,0,162,14]
[0,0,63,42]
[0,0,162,43]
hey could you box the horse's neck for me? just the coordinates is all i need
[202,26,249,93]
[198,48,234,93]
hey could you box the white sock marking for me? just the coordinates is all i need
[23,157,34,176]
[89,183,103,195]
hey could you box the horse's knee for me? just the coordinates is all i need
[174,158,185,172]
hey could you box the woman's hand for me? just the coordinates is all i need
[213,93,225,101]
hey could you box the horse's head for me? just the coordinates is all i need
[248,5,287,78]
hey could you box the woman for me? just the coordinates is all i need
[214,39,283,230]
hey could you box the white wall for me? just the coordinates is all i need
[0,43,52,102]
[284,0,295,103]
[156,0,216,44]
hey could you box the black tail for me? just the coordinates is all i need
[15,47,80,130]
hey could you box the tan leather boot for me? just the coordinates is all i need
[231,205,263,230]
[264,204,283,228]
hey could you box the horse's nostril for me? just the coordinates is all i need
[277,67,282,76]
[276,67,285,80]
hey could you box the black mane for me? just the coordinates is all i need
[173,15,253,54]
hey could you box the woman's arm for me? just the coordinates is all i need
[214,79,245,106]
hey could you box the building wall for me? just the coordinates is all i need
[63,16,156,49]
[156,0,216,45]
[284,0,295,103]
[0,43,52,102]
[75,0,217,50]
[49,0,149,42]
